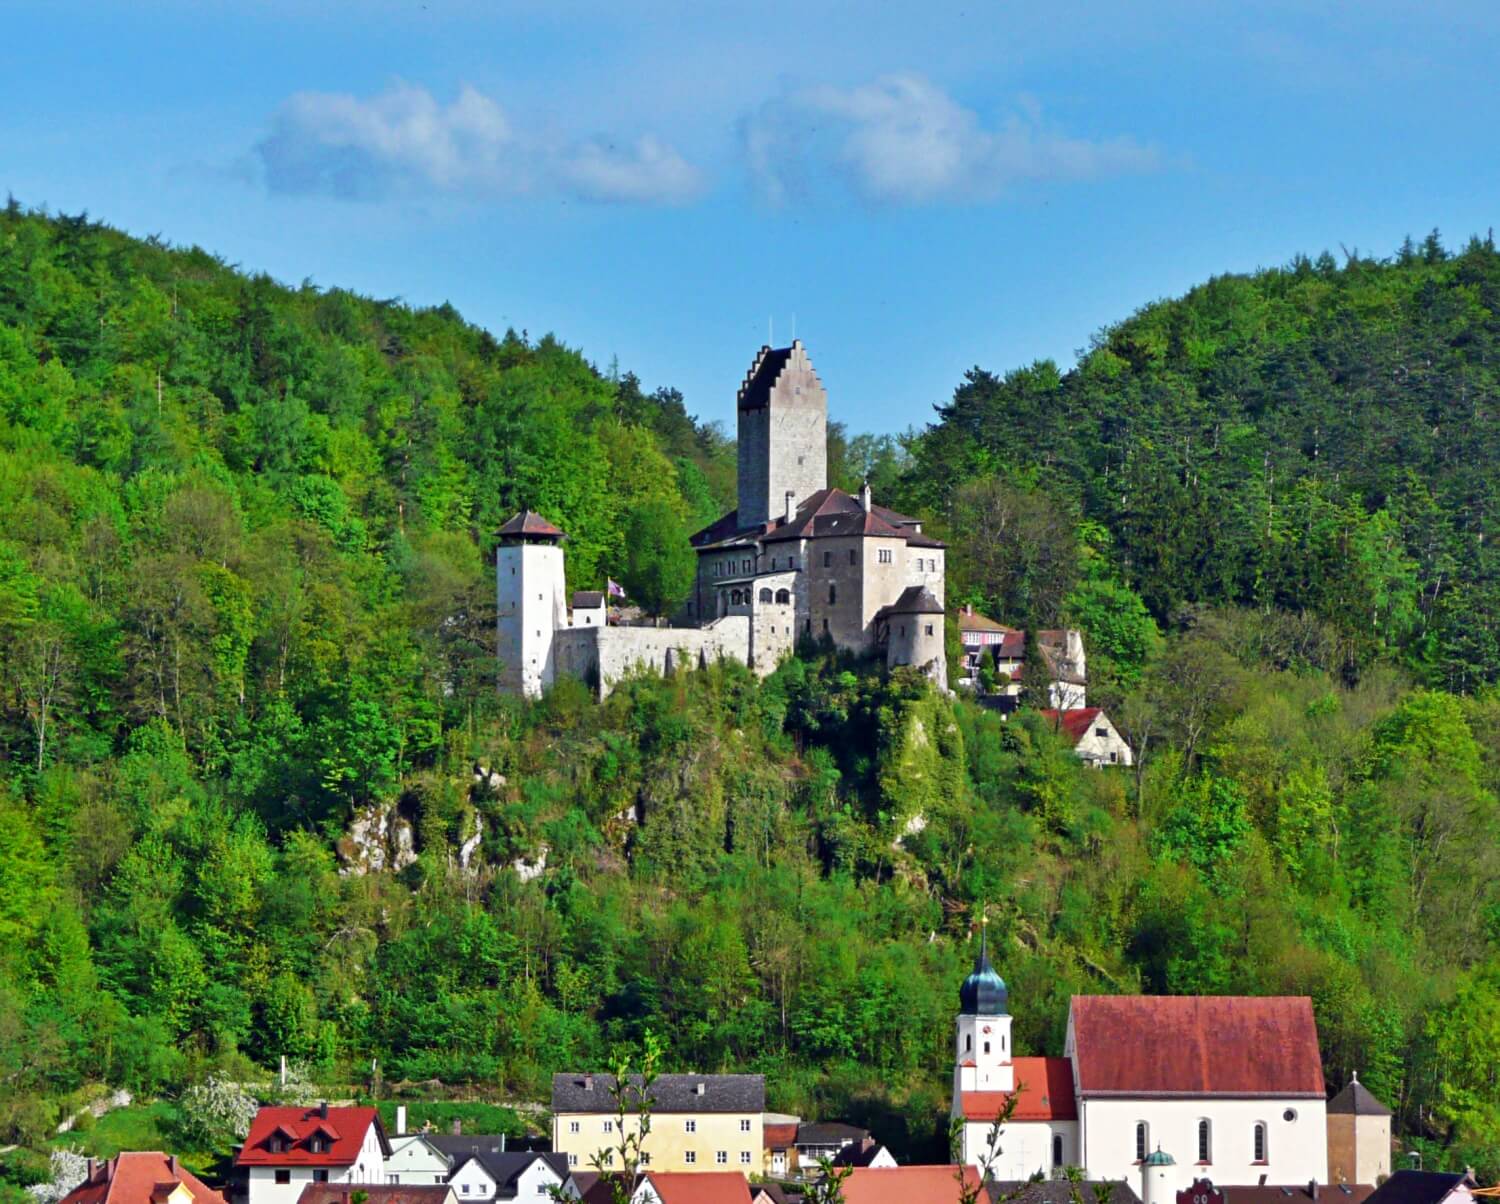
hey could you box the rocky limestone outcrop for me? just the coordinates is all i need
[337,802,418,875]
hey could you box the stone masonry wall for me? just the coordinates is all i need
[555,617,753,699]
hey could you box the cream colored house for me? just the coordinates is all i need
[551,1074,765,1175]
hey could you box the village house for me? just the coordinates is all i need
[829,1137,897,1170]
[955,608,1087,709]
[60,1154,226,1204]
[497,341,948,700]
[441,1152,568,1204]
[382,1110,449,1187]
[760,1115,799,1179]
[550,1073,765,1175]
[1363,1172,1477,1204]
[793,1122,870,1168]
[631,1171,753,1204]
[237,1105,389,1204]
[1038,707,1133,767]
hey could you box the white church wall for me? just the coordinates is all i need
[962,1120,1078,1179]
[1080,1097,1327,1190]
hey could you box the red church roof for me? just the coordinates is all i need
[1070,996,1326,1097]
[1038,708,1104,743]
[236,1107,385,1167]
[958,1056,1078,1122]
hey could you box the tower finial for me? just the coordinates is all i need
[980,907,989,964]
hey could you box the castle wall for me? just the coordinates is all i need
[908,546,946,607]
[888,613,947,690]
[555,618,753,699]
[806,536,874,651]
[859,534,911,635]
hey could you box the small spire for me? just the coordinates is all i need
[1351,1070,1358,1083]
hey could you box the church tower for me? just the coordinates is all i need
[496,510,568,699]
[953,921,1013,1095]
[736,340,827,529]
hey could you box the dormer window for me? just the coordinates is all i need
[309,1136,327,1154]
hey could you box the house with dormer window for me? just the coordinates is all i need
[237,1105,390,1204]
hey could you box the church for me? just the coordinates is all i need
[951,939,1346,1193]
[496,341,949,698]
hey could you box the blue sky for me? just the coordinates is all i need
[4,1,1500,434]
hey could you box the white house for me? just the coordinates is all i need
[1038,708,1132,767]
[631,1172,752,1204]
[384,1111,451,1188]
[443,1153,568,1204]
[236,1105,390,1204]
[951,954,1331,1194]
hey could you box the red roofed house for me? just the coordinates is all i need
[951,943,1333,1194]
[630,1171,753,1204]
[236,1105,390,1204]
[1065,994,1327,1191]
[1037,708,1132,768]
[839,1165,984,1204]
[60,1153,226,1204]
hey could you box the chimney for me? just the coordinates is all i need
[168,1157,178,1176]
[280,1055,288,1087]
[451,1119,462,1136]
[859,481,872,512]
[784,491,795,524]
[319,1101,329,1119]
[583,1075,594,1091]
[500,1134,506,1153]
[1309,1182,1319,1200]
[694,1082,706,1096]
[87,1160,96,1183]
[395,1106,407,1136]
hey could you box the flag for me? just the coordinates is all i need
[607,578,627,599]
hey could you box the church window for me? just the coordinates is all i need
[965,1034,972,1052]
[1282,1109,1298,1123]
[828,584,836,604]
[1197,1119,1211,1163]
[1052,1135,1063,1168]
[1253,1123,1267,1162]
[824,551,832,567]
[760,588,773,603]
[878,548,892,564]
[1134,1123,1147,1162]
[776,589,790,604]
[982,1041,990,1054]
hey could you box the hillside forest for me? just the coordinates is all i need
[0,205,1497,1189]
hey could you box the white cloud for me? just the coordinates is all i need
[742,73,1160,205]
[255,80,704,205]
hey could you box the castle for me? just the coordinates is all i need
[496,340,948,698]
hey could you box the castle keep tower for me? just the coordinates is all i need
[736,340,827,529]
[496,510,568,698]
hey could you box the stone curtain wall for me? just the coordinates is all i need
[555,616,754,698]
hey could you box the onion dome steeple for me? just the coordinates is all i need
[959,916,1008,1015]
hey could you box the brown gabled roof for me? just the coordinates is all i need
[497,510,566,540]
[61,1154,226,1204]
[763,1122,799,1150]
[958,1056,1078,1122]
[957,609,1011,633]
[1070,995,1326,1097]
[1038,708,1106,744]
[693,490,945,551]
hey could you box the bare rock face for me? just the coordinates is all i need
[338,803,417,876]
[513,844,549,882]
[473,765,507,794]
[458,812,485,871]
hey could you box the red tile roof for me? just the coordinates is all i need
[236,1107,384,1167]
[61,1154,226,1204]
[958,1056,1078,1122]
[496,510,566,540]
[842,1166,984,1204]
[763,1122,799,1150]
[639,1171,753,1204]
[1070,996,1326,1097]
[694,489,945,550]
[296,1188,451,1204]
[1038,708,1105,744]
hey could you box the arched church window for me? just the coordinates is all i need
[776,589,790,604]
[759,588,772,603]
[1052,1135,1063,1169]
[982,1040,990,1055]
[1253,1122,1267,1162]
[1134,1122,1148,1162]
[1197,1119,1212,1163]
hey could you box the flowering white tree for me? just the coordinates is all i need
[27,1149,88,1204]
[177,1075,259,1151]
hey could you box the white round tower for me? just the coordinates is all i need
[1141,1146,1177,1204]
[496,510,568,698]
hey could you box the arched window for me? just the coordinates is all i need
[1197,1119,1212,1163]
[965,1033,972,1052]
[731,589,743,605]
[1052,1134,1063,1168]
[828,584,837,604]
[1134,1122,1148,1162]
[1253,1122,1267,1162]
[759,588,773,603]
[775,589,790,604]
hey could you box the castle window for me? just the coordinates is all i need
[1052,1135,1064,1169]
[743,558,751,573]
[828,584,836,604]
[1134,1122,1147,1162]
[1253,1122,1267,1162]
[1197,1119,1211,1163]
[759,588,772,603]
[926,624,934,636]
[771,558,777,569]
[776,589,790,604]
[848,549,856,564]
[824,551,832,567]
[822,619,829,632]
[878,548,892,564]
[788,556,797,569]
